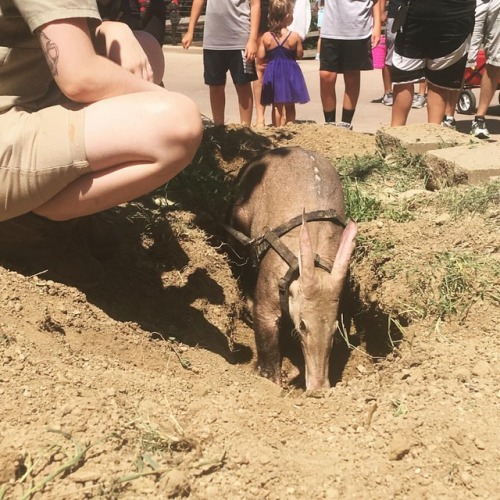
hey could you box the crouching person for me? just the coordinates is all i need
[0,0,203,287]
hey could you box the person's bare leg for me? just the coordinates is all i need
[426,82,448,124]
[391,82,414,126]
[320,70,338,120]
[254,36,267,127]
[285,104,296,124]
[476,64,500,116]
[445,89,460,117]
[417,80,427,96]
[343,70,361,111]
[209,84,226,125]
[382,65,392,95]
[235,82,253,126]
[271,104,282,126]
[34,91,202,221]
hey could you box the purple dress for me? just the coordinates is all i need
[261,32,310,106]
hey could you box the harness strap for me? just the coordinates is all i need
[221,208,346,319]
[254,208,346,262]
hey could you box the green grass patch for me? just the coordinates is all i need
[435,181,500,218]
[404,251,500,321]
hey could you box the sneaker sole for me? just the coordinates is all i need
[472,132,490,139]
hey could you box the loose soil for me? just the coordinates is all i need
[1,124,499,500]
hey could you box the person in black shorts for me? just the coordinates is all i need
[391,0,475,126]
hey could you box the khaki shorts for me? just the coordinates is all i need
[0,104,91,222]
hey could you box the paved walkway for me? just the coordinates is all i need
[162,45,500,140]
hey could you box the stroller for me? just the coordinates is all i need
[457,49,500,114]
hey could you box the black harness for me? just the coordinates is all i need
[222,209,347,318]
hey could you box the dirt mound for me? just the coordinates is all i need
[1,125,498,499]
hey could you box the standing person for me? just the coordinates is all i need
[0,0,202,281]
[379,0,426,107]
[319,0,382,130]
[442,0,491,129]
[254,0,271,127]
[258,0,310,126]
[469,0,499,138]
[390,0,475,126]
[182,0,261,126]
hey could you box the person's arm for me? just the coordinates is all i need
[256,32,267,64]
[37,18,160,104]
[380,0,387,25]
[245,0,261,59]
[295,33,304,60]
[182,0,205,49]
[371,0,381,48]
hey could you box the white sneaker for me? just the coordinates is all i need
[382,92,393,106]
[442,116,457,129]
[470,118,490,139]
[412,93,427,109]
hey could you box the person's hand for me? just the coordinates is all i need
[245,39,258,61]
[95,21,154,82]
[371,32,381,49]
[182,31,193,49]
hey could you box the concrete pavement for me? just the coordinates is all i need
[162,44,500,140]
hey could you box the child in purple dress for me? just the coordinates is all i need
[257,0,310,126]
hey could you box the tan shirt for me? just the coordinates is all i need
[0,0,101,113]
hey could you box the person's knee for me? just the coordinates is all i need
[154,93,202,168]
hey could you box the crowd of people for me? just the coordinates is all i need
[0,0,498,282]
[180,0,498,137]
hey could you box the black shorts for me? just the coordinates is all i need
[319,37,373,73]
[203,49,257,86]
[391,15,474,89]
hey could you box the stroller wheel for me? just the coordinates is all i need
[457,90,476,115]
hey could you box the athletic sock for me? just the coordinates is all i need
[341,108,355,124]
[324,110,336,123]
[474,115,485,122]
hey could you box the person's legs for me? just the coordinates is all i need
[209,84,226,125]
[235,82,254,126]
[272,104,285,126]
[320,70,338,121]
[382,65,392,95]
[391,82,415,126]
[253,46,267,126]
[342,70,361,123]
[34,90,202,220]
[426,82,448,124]
[471,63,500,138]
[476,63,500,116]
[285,103,296,124]
[442,89,460,127]
[203,50,229,124]
[319,38,341,122]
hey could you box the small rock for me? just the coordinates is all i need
[474,438,486,450]
[70,469,101,483]
[471,360,491,377]
[460,471,473,486]
[389,434,413,461]
[453,367,470,383]
[159,469,190,498]
[434,214,451,225]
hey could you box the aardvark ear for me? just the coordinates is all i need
[330,220,357,294]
